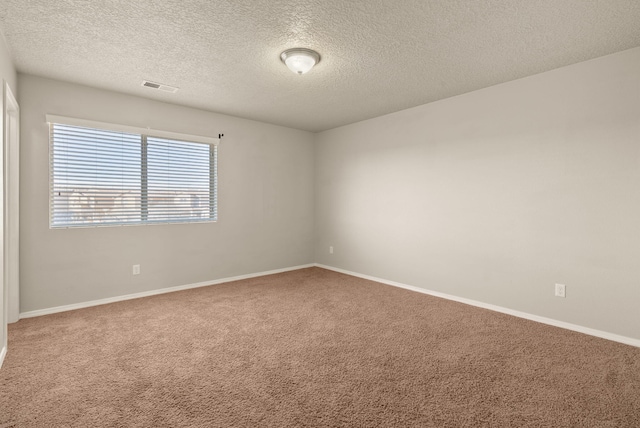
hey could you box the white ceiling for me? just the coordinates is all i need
[1,1,639,132]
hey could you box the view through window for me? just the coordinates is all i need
[50,122,217,227]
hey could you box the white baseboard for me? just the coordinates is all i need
[19,264,315,319]
[315,263,640,349]
[0,345,6,369]
[17,262,640,349]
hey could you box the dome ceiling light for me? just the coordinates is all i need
[280,48,321,75]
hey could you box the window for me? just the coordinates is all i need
[48,116,218,228]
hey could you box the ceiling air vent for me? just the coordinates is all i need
[141,80,179,93]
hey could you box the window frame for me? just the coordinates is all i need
[47,115,220,229]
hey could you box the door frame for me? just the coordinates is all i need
[4,82,19,325]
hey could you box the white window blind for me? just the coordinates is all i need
[49,117,218,228]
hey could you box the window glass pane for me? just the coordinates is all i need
[51,124,141,227]
[50,122,217,228]
[146,137,212,222]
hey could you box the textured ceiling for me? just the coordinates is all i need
[1,1,639,132]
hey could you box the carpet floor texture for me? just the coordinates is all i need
[1,267,639,427]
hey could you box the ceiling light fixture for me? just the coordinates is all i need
[280,48,321,75]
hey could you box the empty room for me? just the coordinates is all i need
[1,1,639,427]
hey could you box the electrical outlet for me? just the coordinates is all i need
[555,283,566,298]
[133,264,141,275]
[329,246,334,254]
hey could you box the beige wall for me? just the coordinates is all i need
[315,47,640,340]
[19,74,315,312]
[1,30,17,361]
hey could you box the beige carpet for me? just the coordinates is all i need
[1,267,639,427]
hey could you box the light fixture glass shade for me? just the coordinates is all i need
[280,48,321,75]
